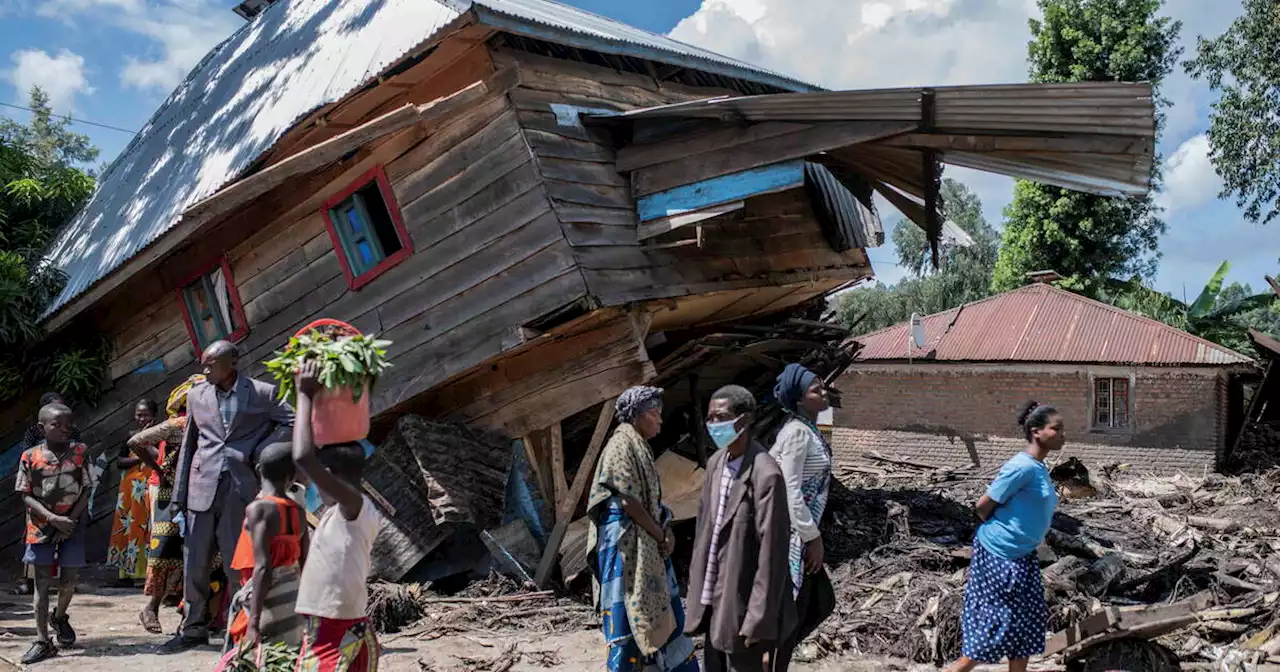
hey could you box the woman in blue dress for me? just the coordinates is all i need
[946,400,1065,672]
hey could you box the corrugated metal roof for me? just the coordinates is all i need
[41,0,816,320]
[41,0,464,318]
[855,284,1253,366]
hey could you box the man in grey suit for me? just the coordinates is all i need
[161,340,293,652]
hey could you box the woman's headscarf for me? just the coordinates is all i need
[773,363,818,413]
[166,374,205,419]
[614,386,663,424]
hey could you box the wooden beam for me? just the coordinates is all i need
[637,201,744,241]
[549,421,566,518]
[617,122,810,173]
[632,121,915,197]
[534,399,617,588]
[871,179,929,227]
[690,373,709,467]
[520,433,551,503]
[878,132,1151,154]
[42,66,521,334]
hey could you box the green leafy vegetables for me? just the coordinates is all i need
[264,330,392,405]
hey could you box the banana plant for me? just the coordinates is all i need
[1100,261,1278,352]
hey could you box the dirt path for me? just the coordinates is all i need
[0,586,891,671]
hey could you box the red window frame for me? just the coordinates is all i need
[320,165,414,291]
[176,257,249,351]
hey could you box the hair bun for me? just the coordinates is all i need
[1016,400,1040,426]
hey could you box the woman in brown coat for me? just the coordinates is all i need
[685,385,795,672]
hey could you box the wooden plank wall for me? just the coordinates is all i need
[0,41,592,564]
[496,49,872,309]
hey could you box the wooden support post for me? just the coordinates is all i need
[690,373,709,467]
[521,433,551,504]
[549,421,566,518]
[534,399,617,588]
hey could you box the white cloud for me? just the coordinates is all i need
[1158,134,1223,213]
[120,5,240,91]
[36,0,144,15]
[670,0,1034,90]
[30,0,239,94]
[5,48,93,113]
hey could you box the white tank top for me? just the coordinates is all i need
[295,495,380,619]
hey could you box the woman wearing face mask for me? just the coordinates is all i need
[587,386,700,672]
[685,385,794,672]
[768,364,836,671]
[944,401,1065,672]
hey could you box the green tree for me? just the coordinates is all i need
[836,179,1000,335]
[0,87,108,402]
[1184,0,1280,225]
[991,0,1182,294]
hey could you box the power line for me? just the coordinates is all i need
[0,101,137,135]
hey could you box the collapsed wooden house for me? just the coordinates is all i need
[5,0,1157,581]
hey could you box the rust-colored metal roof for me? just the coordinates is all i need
[856,284,1253,366]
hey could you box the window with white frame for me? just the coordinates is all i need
[1092,376,1132,429]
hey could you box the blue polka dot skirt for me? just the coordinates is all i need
[960,540,1047,663]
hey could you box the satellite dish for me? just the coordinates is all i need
[910,313,926,349]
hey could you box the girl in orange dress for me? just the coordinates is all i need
[222,441,307,663]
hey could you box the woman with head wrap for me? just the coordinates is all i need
[587,386,699,672]
[127,374,228,635]
[769,363,835,670]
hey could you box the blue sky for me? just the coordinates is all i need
[2,0,1276,299]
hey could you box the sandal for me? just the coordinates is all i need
[21,640,57,664]
[140,609,163,634]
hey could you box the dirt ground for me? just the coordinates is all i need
[0,582,888,671]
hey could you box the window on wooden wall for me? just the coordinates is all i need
[179,258,248,350]
[1092,376,1132,429]
[322,166,412,290]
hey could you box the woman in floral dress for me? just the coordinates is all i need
[107,400,159,585]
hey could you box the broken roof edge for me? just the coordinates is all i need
[852,283,1256,367]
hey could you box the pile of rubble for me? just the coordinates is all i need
[812,452,1280,670]
[368,572,595,639]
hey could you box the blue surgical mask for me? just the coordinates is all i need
[706,416,744,449]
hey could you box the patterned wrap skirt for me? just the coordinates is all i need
[144,484,184,598]
[296,615,379,672]
[107,463,151,580]
[597,500,699,672]
[960,540,1047,663]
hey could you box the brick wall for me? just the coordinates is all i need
[832,428,1216,475]
[831,364,1227,472]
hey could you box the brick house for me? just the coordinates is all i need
[833,283,1257,474]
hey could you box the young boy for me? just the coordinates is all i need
[15,403,92,664]
[292,361,381,671]
[226,441,308,655]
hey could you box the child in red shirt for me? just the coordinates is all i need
[16,403,91,664]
